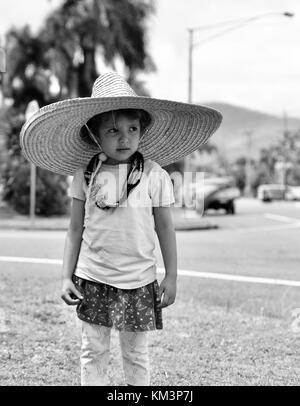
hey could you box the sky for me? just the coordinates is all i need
[0,0,299,118]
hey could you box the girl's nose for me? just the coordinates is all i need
[119,131,130,144]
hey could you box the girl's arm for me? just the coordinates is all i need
[61,198,85,305]
[153,206,177,308]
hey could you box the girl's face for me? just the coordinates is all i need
[97,112,141,165]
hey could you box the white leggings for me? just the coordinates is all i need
[80,320,150,386]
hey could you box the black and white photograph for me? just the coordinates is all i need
[0,0,299,390]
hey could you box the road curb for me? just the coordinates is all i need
[174,221,218,231]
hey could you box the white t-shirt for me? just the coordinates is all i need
[69,159,175,289]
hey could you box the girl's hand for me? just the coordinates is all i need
[61,278,83,305]
[158,275,177,308]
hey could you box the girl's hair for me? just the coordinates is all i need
[80,109,152,146]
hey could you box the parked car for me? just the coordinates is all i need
[286,186,300,201]
[190,176,240,215]
[257,184,300,202]
[257,184,285,202]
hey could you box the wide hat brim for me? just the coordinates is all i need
[20,95,222,176]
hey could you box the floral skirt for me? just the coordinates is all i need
[72,275,163,332]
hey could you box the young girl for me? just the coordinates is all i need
[20,72,222,386]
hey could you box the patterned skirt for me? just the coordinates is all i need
[72,275,163,332]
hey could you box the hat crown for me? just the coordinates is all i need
[91,72,137,98]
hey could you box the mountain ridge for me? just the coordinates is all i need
[201,102,300,162]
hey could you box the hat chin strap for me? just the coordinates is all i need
[84,124,107,162]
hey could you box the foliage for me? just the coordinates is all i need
[2,152,70,216]
[229,129,300,195]
[39,0,155,98]
[251,130,300,189]
[230,157,246,192]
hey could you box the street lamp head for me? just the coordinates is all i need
[283,12,294,17]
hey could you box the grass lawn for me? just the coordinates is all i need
[1,263,300,385]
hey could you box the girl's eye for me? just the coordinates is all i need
[107,128,118,134]
[105,125,139,134]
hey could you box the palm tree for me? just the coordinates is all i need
[43,0,155,97]
[4,26,55,109]
[5,0,155,106]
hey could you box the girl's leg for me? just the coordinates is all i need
[119,331,150,386]
[80,320,111,386]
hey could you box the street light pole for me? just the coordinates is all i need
[244,130,253,196]
[25,100,40,228]
[0,35,5,108]
[185,11,294,174]
[188,29,193,104]
[185,29,194,174]
[187,12,294,103]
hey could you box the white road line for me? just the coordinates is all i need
[235,222,300,233]
[158,268,300,288]
[0,256,62,265]
[264,213,300,223]
[1,256,300,288]
[0,231,65,239]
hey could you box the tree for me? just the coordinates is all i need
[4,26,59,110]
[254,130,300,187]
[42,0,155,97]
[230,157,246,193]
[231,129,300,196]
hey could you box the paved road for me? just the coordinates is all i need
[0,198,299,283]
[172,198,300,280]
[203,197,300,230]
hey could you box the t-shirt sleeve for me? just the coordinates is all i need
[149,167,175,207]
[69,168,87,201]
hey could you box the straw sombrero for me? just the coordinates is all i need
[20,71,222,175]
